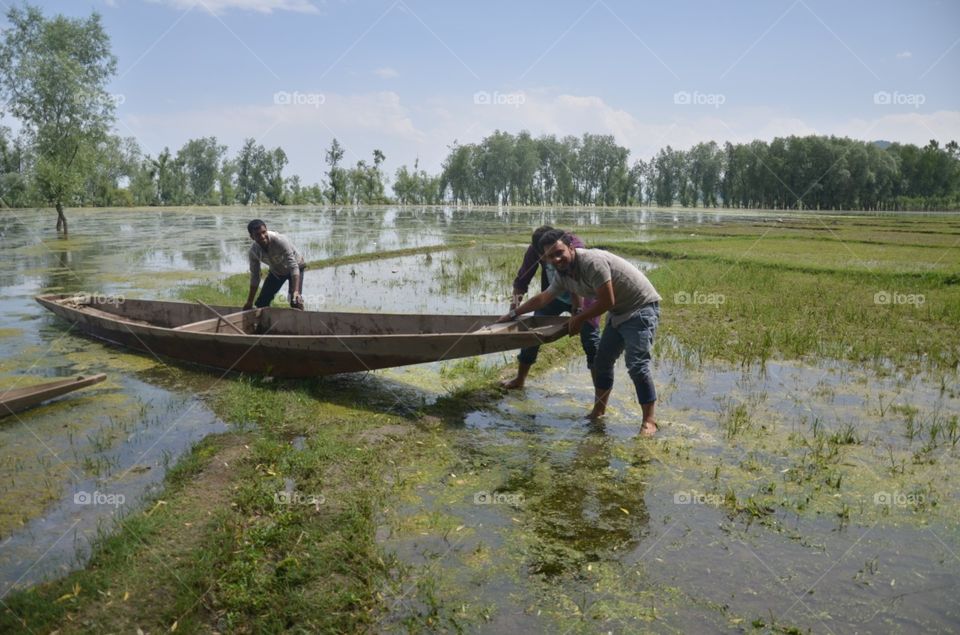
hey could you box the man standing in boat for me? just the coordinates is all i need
[243,220,306,311]
[501,226,601,389]
[499,230,661,436]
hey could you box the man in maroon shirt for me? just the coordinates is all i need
[501,226,601,389]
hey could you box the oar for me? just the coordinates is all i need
[194,299,246,335]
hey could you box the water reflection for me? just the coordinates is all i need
[519,429,649,577]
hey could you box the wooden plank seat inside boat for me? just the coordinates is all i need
[173,310,259,334]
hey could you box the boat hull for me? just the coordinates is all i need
[1,374,107,417]
[35,295,570,378]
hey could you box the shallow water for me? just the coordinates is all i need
[1,205,957,632]
[379,355,960,632]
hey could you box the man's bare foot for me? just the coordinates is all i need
[586,407,606,420]
[640,420,658,437]
[500,377,525,390]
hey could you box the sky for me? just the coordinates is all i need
[10,0,960,183]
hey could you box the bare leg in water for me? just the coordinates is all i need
[500,363,532,389]
[640,401,657,436]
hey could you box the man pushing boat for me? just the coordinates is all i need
[499,229,662,436]
[501,225,600,389]
[243,219,306,311]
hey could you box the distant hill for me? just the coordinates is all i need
[872,140,893,150]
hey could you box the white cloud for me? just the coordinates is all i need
[374,67,400,79]
[896,50,912,59]
[155,0,321,14]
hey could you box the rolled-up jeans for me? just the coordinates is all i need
[593,302,659,404]
[517,297,601,368]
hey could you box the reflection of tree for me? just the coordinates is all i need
[511,429,650,577]
[44,242,91,294]
[0,217,31,288]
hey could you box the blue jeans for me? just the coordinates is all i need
[593,303,659,404]
[517,298,601,368]
[255,266,305,308]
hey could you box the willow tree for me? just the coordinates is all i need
[0,4,117,234]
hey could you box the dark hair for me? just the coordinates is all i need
[247,219,266,234]
[537,228,572,254]
[531,225,554,249]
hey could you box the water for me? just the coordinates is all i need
[0,205,957,632]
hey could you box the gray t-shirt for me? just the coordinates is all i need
[546,248,661,326]
[249,231,305,286]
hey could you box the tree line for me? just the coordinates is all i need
[438,132,960,211]
[0,4,957,236]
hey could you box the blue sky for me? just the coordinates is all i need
[15,0,960,183]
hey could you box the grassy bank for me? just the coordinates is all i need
[0,369,508,632]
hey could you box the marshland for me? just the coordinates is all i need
[1,205,958,633]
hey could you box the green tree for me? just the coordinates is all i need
[84,134,140,206]
[0,4,117,233]
[218,159,236,205]
[325,138,347,204]
[236,138,266,205]
[177,136,226,204]
[263,147,287,204]
[0,127,30,208]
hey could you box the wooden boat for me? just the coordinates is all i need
[1,374,107,418]
[35,294,569,378]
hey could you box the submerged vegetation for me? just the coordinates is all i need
[2,209,959,632]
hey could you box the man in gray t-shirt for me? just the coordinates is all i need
[243,219,307,310]
[499,229,662,436]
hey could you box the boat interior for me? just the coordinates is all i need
[42,295,567,337]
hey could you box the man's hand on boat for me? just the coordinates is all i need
[496,289,558,324]
[290,292,304,311]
